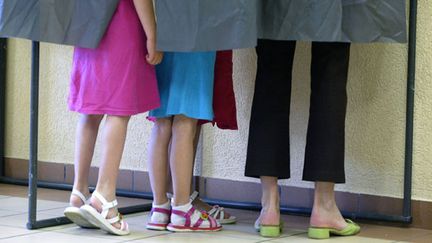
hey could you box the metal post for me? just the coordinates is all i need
[403,0,417,221]
[27,41,40,229]
[0,38,7,177]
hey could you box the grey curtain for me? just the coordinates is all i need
[155,0,407,51]
[155,0,258,52]
[0,0,119,48]
[258,0,407,43]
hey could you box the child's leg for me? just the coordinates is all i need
[90,115,130,229]
[170,115,198,206]
[168,116,221,232]
[148,118,173,204]
[70,114,104,207]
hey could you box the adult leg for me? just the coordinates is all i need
[245,39,296,226]
[303,42,351,230]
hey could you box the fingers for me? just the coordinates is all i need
[146,52,163,65]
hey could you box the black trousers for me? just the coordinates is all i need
[245,40,351,183]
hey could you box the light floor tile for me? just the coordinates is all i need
[0,197,68,213]
[267,233,394,243]
[123,232,257,243]
[0,225,35,239]
[221,222,304,241]
[121,212,149,226]
[0,231,123,243]
[0,212,61,228]
[0,209,23,217]
[53,223,170,241]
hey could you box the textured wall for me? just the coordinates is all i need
[4,1,432,202]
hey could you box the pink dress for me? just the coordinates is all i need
[68,0,160,115]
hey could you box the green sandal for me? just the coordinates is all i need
[308,219,360,239]
[254,214,284,238]
[259,222,284,238]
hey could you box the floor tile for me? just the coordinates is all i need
[0,231,123,243]
[0,212,62,228]
[53,222,169,241]
[0,209,23,217]
[358,224,432,242]
[0,197,68,213]
[1,184,432,243]
[267,233,394,242]
[396,233,432,243]
[221,222,304,241]
[122,212,149,226]
[0,225,35,239]
[122,232,257,243]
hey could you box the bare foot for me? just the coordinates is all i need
[310,200,347,230]
[311,182,347,230]
[259,208,280,226]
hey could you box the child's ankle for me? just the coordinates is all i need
[150,201,171,224]
[170,202,193,225]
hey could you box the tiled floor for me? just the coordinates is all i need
[0,184,431,243]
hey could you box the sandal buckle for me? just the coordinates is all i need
[200,211,209,220]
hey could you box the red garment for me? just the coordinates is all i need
[199,50,238,130]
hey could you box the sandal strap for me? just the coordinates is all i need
[172,207,196,227]
[209,205,221,219]
[208,205,217,215]
[151,207,171,215]
[107,213,129,232]
[208,215,217,228]
[71,189,88,204]
[193,217,204,228]
[107,213,121,224]
[209,205,225,220]
[92,191,118,218]
[190,191,199,201]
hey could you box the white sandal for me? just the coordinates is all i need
[64,189,98,229]
[80,191,129,235]
[208,205,237,224]
[190,191,237,225]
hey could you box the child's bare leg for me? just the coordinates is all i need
[90,115,130,229]
[70,114,104,207]
[170,115,197,206]
[148,118,173,205]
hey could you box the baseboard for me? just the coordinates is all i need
[3,157,431,230]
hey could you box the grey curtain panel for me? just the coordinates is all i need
[0,0,119,48]
[258,0,407,43]
[155,0,258,52]
[156,0,407,51]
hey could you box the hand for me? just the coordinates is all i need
[146,38,163,65]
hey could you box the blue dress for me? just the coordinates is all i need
[149,52,216,120]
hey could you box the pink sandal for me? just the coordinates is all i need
[146,207,171,231]
[167,206,222,232]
